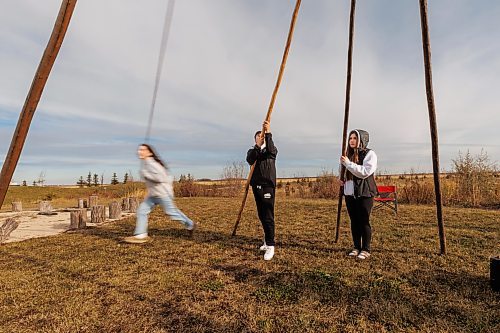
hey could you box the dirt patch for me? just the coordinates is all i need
[1,210,134,243]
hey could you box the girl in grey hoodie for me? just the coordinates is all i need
[124,144,196,243]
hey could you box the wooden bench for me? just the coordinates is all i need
[373,185,398,215]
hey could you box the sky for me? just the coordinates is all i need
[1,0,499,185]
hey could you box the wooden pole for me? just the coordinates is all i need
[0,0,77,209]
[91,205,105,223]
[109,201,122,219]
[128,197,139,213]
[232,0,302,236]
[89,195,98,208]
[145,0,176,142]
[39,201,53,214]
[335,0,356,243]
[418,0,446,254]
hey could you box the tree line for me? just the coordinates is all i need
[76,172,131,187]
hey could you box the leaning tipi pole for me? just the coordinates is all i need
[0,0,77,209]
[232,0,302,236]
[335,0,356,243]
[418,0,446,254]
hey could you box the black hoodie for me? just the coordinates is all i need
[246,133,278,187]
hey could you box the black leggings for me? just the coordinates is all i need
[345,196,373,252]
[252,185,275,246]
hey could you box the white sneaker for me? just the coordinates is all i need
[348,249,360,257]
[259,242,268,251]
[357,250,371,260]
[264,246,275,261]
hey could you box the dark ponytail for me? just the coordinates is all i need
[140,143,168,169]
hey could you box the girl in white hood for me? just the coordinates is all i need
[124,144,196,243]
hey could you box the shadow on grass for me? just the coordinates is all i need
[76,224,344,255]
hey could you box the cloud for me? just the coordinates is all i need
[1,0,498,184]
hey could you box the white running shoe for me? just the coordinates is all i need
[357,250,371,260]
[259,242,268,251]
[264,246,275,261]
[348,249,360,257]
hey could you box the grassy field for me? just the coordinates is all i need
[0,184,146,212]
[0,195,499,332]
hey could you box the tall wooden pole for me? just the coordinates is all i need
[419,0,446,254]
[145,0,176,142]
[232,0,302,236]
[334,0,356,243]
[0,0,77,209]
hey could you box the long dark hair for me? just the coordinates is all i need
[140,143,167,169]
[345,131,360,181]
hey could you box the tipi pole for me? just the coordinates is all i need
[145,0,176,142]
[418,0,446,254]
[0,0,77,209]
[232,0,302,236]
[335,0,356,243]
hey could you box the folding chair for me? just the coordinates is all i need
[373,185,398,215]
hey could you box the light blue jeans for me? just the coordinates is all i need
[134,195,194,235]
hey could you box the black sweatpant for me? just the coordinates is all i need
[345,196,374,252]
[252,185,275,246]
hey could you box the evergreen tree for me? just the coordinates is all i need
[77,176,85,188]
[123,172,129,184]
[111,173,119,185]
[87,172,92,187]
[93,174,99,187]
[22,180,27,186]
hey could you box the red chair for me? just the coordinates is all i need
[374,185,398,215]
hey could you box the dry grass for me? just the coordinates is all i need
[1,183,146,212]
[0,195,499,332]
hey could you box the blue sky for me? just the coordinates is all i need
[1,0,499,184]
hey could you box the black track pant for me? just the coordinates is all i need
[252,185,275,246]
[345,196,374,252]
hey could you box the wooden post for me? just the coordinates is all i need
[69,209,87,229]
[70,211,80,229]
[129,197,139,213]
[78,198,84,209]
[335,0,356,243]
[89,195,98,208]
[12,202,22,212]
[78,208,87,228]
[121,197,130,211]
[0,0,78,209]
[109,201,122,219]
[1,218,20,243]
[70,209,87,229]
[232,0,302,236]
[91,205,105,223]
[39,201,53,214]
[419,0,446,255]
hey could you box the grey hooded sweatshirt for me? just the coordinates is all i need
[342,129,378,197]
[141,158,174,198]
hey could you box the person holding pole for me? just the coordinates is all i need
[246,121,278,260]
[340,129,378,260]
[124,144,197,244]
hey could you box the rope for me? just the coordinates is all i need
[145,0,176,142]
